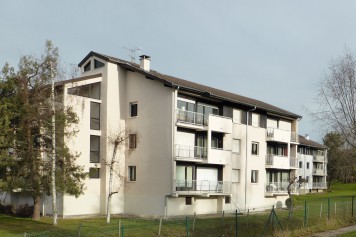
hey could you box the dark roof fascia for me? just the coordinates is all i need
[78,51,119,67]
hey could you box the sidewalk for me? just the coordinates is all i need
[312,225,356,237]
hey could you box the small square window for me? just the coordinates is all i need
[130,102,138,117]
[129,134,137,149]
[251,142,259,155]
[185,197,192,205]
[128,166,136,181]
[225,196,231,204]
[89,168,100,178]
[251,170,259,183]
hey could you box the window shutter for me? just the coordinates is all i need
[241,111,247,124]
[260,114,267,128]
[223,106,233,118]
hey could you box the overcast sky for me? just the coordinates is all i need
[1,0,356,142]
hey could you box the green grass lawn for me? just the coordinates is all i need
[1,182,356,237]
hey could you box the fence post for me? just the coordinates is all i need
[186,216,189,237]
[335,202,337,215]
[328,198,331,221]
[119,219,121,237]
[122,224,124,237]
[352,196,355,218]
[235,209,238,237]
[158,217,162,236]
[193,212,196,231]
[304,200,307,227]
[77,223,82,237]
[320,203,323,219]
[221,211,225,225]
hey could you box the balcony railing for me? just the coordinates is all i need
[312,182,327,189]
[174,180,231,194]
[176,109,206,126]
[175,145,207,160]
[313,155,325,162]
[265,182,297,194]
[290,157,298,168]
[291,132,298,143]
[313,168,326,176]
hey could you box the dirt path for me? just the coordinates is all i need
[312,225,356,237]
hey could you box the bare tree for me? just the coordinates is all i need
[314,49,356,147]
[105,130,133,224]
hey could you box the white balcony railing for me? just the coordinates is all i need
[175,144,207,160]
[266,127,290,143]
[312,182,327,189]
[291,132,298,143]
[313,155,325,163]
[313,168,326,176]
[265,154,290,169]
[176,109,206,126]
[174,180,231,194]
[265,182,297,194]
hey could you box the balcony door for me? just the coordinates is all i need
[195,134,207,158]
[177,99,195,124]
[197,103,218,125]
[176,165,195,190]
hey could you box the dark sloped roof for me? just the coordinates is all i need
[299,135,326,149]
[79,51,302,119]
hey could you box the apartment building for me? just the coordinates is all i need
[297,135,327,194]
[5,51,308,217]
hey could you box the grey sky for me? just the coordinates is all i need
[1,0,356,142]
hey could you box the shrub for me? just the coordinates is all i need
[285,196,296,209]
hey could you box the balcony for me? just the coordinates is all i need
[175,145,207,161]
[290,157,298,169]
[291,132,299,143]
[313,168,326,176]
[174,180,231,195]
[265,182,297,196]
[208,148,231,165]
[312,182,327,189]
[208,114,232,134]
[265,154,291,169]
[266,127,290,143]
[313,155,325,163]
[176,109,206,128]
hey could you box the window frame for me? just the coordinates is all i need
[185,197,193,205]
[90,102,100,130]
[128,166,136,181]
[89,167,100,179]
[129,134,137,149]
[307,162,310,169]
[90,135,100,163]
[83,61,91,72]
[251,170,259,183]
[299,161,302,168]
[130,102,138,117]
[225,196,231,204]
[251,142,259,155]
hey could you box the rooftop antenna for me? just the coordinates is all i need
[124,46,142,63]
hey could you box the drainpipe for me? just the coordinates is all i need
[244,106,256,212]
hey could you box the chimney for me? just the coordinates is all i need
[139,55,151,71]
[305,134,310,140]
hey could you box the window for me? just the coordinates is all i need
[67,82,101,99]
[232,169,240,183]
[306,176,309,182]
[232,139,241,153]
[94,59,105,69]
[211,132,223,149]
[130,102,138,117]
[128,166,136,181]
[129,134,137,149]
[225,196,231,204]
[89,168,100,178]
[90,102,100,130]
[251,142,259,155]
[90,135,100,163]
[251,113,260,127]
[185,197,192,205]
[299,161,302,168]
[233,109,242,124]
[84,61,91,72]
[307,162,310,169]
[251,170,259,183]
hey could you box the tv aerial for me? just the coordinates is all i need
[124,46,142,63]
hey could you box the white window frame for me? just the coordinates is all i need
[251,170,259,183]
[251,142,259,155]
[130,102,138,117]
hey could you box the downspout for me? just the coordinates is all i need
[244,106,256,212]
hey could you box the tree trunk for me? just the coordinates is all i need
[32,195,41,221]
[107,142,118,224]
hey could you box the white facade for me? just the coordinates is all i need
[4,52,328,217]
